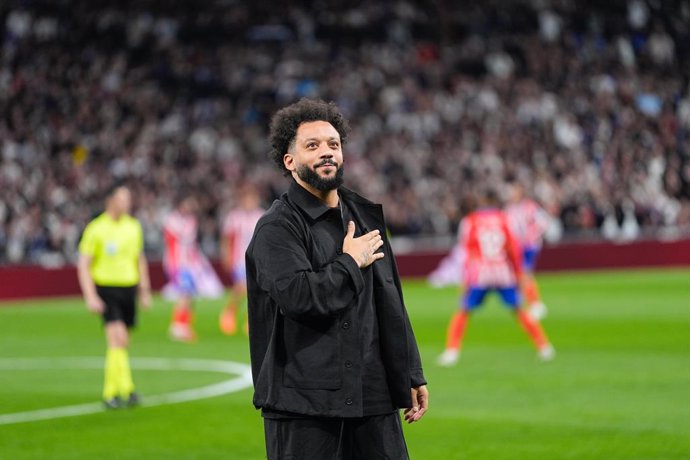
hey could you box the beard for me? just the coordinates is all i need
[296,162,344,191]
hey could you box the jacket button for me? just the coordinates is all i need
[344,360,353,368]
[342,321,351,329]
[345,398,353,405]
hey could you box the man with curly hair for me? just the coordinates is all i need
[246,98,428,459]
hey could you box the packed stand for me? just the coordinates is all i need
[1,0,690,265]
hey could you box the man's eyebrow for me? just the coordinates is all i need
[300,137,340,143]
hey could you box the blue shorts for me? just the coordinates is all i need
[174,269,197,296]
[231,264,247,286]
[522,246,540,272]
[462,286,521,310]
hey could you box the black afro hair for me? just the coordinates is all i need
[268,98,350,176]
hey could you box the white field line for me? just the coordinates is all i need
[0,357,253,426]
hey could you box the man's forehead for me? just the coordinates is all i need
[295,120,340,140]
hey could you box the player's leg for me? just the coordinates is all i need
[220,265,245,335]
[220,264,249,335]
[102,330,121,408]
[98,286,123,408]
[522,247,547,320]
[170,295,195,341]
[438,287,486,366]
[263,417,342,460]
[104,322,134,404]
[97,286,134,409]
[101,286,139,408]
[499,287,555,361]
[220,288,239,335]
[119,287,139,406]
[169,269,197,342]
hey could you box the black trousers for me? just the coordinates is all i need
[263,412,410,460]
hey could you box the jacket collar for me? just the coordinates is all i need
[288,180,336,221]
[287,179,382,221]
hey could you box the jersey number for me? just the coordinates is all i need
[477,228,505,259]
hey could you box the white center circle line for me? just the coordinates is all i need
[0,357,253,426]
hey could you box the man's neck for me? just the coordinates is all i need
[106,209,122,220]
[294,177,339,208]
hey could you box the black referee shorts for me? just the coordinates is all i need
[263,412,409,460]
[96,285,137,328]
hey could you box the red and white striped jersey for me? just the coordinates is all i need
[460,208,522,287]
[505,199,550,249]
[163,210,199,272]
[222,207,264,268]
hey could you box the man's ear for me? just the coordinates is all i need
[283,153,295,172]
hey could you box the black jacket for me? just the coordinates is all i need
[246,183,426,418]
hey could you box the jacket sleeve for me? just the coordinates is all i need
[387,239,427,388]
[404,309,427,388]
[250,220,364,320]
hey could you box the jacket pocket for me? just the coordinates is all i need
[282,316,342,390]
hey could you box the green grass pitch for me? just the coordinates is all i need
[0,268,688,459]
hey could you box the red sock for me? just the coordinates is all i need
[523,276,541,305]
[225,302,237,316]
[445,311,470,350]
[172,307,191,326]
[517,309,549,349]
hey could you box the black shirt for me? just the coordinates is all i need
[262,181,394,418]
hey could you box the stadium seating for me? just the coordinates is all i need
[1,1,689,265]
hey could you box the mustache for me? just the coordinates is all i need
[315,159,339,168]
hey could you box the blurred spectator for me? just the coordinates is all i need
[1,0,689,265]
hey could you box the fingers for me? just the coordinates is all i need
[414,387,428,422]
[404,407,418,423]
[351,227,381,242]
[404,388,419,423]
[405,387,428,423]
[371,251,385,261]
[412,408,426,422]
[363,229,381,240]
[366,239,385,265]
[89,302,104,314]
[345,221,355,239]
[343,225,386,268]
[141,295,152,309]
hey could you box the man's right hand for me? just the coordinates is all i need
[342,221,384,268]
[86,294,106,314]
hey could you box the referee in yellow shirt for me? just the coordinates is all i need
[77,183,152,409]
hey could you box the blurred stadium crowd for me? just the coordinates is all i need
[1,0,690,265]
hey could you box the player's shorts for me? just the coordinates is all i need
[231,264,247,286]
[462,285,521,310]
[96,285,137,328]
[167,268,197,296]
[522,246,540,272]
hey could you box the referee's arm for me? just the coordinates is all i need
[138,254,152,308]
[77,253,105,314]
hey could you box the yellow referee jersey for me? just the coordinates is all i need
[78,213,144,286]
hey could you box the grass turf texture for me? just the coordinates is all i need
[0,268,688,460]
